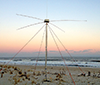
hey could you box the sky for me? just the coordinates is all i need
[0,0,100,57]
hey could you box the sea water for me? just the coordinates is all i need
[0,57,100,68]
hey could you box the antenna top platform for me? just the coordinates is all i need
[44,19,49,23]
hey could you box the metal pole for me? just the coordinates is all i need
[45,23,48,80]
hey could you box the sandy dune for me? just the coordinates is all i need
[0,65,100,85]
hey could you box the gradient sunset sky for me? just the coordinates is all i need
[0,0,100,57]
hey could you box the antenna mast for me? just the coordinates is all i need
[44,19,49,81]
[16,13,87,83]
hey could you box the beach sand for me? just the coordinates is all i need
[0,64,100,85]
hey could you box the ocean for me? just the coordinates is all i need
[0,57,100,68]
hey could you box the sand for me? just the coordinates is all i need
[0,64,100,85]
